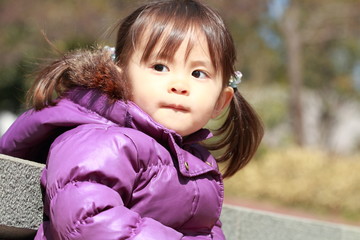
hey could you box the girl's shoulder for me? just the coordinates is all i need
[50,123,172,170]
[51,123,151,152]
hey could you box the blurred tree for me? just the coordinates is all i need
[265,0,360,147]
[280,1,304,146]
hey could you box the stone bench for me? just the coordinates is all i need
[1,154,360,240]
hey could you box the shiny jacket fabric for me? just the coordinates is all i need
[0,88,225,239]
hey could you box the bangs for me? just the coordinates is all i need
[130,9,200,63]
[140,18,196,65]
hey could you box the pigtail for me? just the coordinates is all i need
[27,48,129,110]
[27,57,68,110]
[208,90,264,178]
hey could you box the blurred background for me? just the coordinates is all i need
[1,0,360,226]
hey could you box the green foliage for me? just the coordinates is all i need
[0,0,130,112]
[242,85,288,129]
[0,59,31,112]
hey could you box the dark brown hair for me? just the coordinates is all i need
[114,0,263,177]
[27,0,263,178]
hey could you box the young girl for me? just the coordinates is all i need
[0,0,263,239]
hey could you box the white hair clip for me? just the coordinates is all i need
[104,46,116,61]
[229,71,242,89]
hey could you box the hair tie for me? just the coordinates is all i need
[103,46,116,61]
[229,71,242,89]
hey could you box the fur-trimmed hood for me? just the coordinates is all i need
[30,47,131,110]
[60,48,130,100]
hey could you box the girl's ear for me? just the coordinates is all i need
[212,87,234,118]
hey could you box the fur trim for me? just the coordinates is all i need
[62,48,129,100]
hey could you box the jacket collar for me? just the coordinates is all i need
[66,88,213,145]
[66,88,218,177]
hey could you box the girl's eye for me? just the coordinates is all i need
[192,70,208,79]
[153,64,169,72]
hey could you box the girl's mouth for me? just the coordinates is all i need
[163,104,190,112]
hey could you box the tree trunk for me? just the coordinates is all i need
[281,4,304,146]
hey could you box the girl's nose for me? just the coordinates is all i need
[168,81,190,95]
[170,87,188,95]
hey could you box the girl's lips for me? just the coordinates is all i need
[163,104,190,112]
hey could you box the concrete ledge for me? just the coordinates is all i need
[221,204,360,240]
[1,154,360,239]
[0,154,44,230]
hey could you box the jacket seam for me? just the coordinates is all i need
[178,179,200,229]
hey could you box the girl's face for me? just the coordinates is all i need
[126,30,233,136]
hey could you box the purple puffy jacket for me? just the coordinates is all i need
[0,88,225,239]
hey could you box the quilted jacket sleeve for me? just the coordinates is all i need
[181,220,225,240]
[211,220,226,239]
[43,125,183,240]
